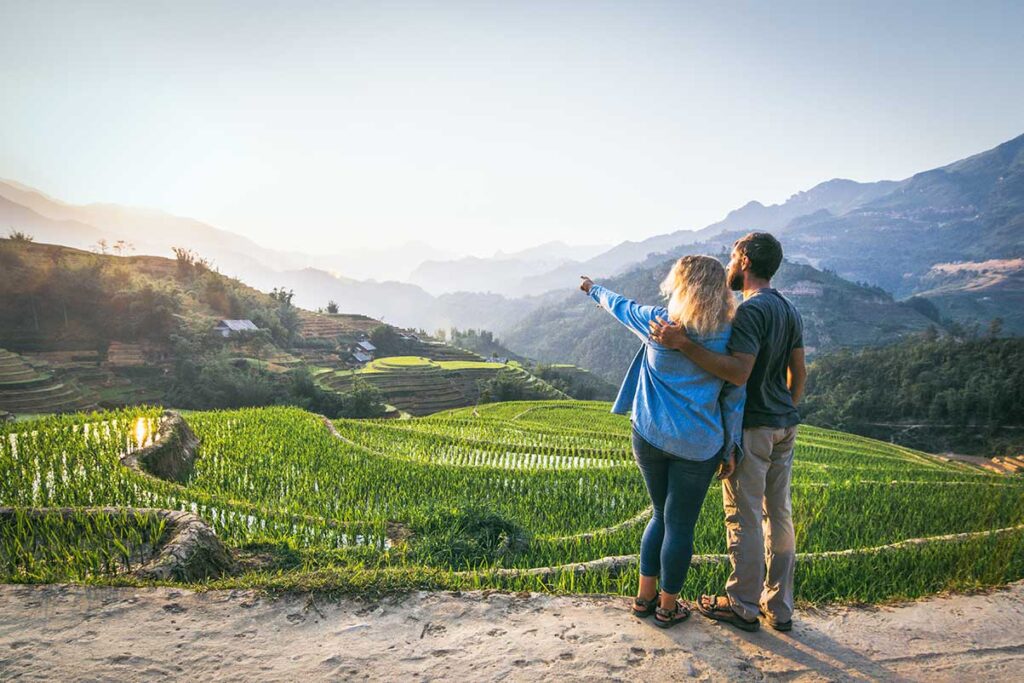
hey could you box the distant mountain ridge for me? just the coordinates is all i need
[2,131,1021,338]
[0,179,466,328]
[0,178,463,282]
[768,133,1024,296]
[409,241,607,295]
[503,255,936,383]
[516,176,901,295]
[514,133,1024,338]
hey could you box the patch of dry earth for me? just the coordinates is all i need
[1,582,1022,681]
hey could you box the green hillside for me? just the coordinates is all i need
[2,402,1021,601]
[504,257,934,383]
[803,335,1024,457]
[0,239,569,417]
[533,364,618,401]
[315,356,568,415]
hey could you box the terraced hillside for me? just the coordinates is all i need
[316,356,567,415]
[2,402,1022,602]
[297,311,384,340]
[410,341,482,362]
[0,348,96,415]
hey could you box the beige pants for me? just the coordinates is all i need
[722,425,797,623]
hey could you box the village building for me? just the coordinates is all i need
[214,319,259,338]
[350,339,377,364]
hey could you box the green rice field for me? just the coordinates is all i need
[1,401,1022,602]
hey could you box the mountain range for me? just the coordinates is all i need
[2,132,1021,344]
[502,255,937,383]
[408,241,608,295]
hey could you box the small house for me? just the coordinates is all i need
[215,320,259,338]
[351,351,373,363]
[356,340,377,354]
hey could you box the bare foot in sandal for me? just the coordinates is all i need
[631,593,659,618]
[654,599,691,628]
[652,591,691,628]
[698,594,760,632]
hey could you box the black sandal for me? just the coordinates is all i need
[697,594,760,632]
[653,600,691,628]
[631,594,659,618]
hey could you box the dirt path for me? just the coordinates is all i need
[1,583,1023,682]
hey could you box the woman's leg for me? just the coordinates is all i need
[657,455,720,611]
[632,430,669,602]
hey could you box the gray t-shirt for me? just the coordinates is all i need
[728,288,803,429]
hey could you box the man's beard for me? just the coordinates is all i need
[728,270,744,291]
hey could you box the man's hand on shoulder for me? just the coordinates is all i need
[649,317,692,350]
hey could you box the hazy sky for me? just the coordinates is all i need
[2,1,1022,257]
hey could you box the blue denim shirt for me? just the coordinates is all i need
[589,284,745,462]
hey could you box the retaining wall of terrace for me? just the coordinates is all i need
[121,411,200,483]
[0,506,234,581]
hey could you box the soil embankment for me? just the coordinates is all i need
[1,583,1022,681]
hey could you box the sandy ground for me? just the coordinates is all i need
[2,583,1023,682]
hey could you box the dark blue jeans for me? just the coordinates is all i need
[633,428,719,595]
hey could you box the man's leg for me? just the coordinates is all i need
[722,427,771,622]
[761,426,797,624]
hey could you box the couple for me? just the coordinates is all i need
[580,231,805,632]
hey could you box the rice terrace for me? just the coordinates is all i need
[4,401,1021,603]
[3,2,1024,679]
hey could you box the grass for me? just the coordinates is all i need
[0,508,168,582]
[0,401,1021,603]
[435,360,506,370]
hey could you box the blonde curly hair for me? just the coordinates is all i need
[659,255,736,335]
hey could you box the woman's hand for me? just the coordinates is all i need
[579,276,595,294]
[717,451,736,480]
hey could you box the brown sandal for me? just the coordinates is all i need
[653,600,691,628]
[631,594,659,618]
[697,594,760,632]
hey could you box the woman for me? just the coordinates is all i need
[580,255,744,628]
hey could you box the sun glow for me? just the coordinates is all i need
[134,417,150,448]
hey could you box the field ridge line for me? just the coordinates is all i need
[472,523,1024,579]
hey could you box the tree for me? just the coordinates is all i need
[989,317,1004,338]
[339,377,386,418]
[326,300,339,314]
[172,247,196,278]
[270,287,295,305]
[171,247,212,277]
[801,336,1024,456]
[904,296,942,323]
[479,373,528,402]
[7,229,33,242]
[369,325,402,354]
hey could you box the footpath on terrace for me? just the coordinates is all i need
[1,582,1022,681]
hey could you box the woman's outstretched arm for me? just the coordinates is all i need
[580,276,663,342]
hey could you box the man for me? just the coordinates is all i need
[650,232,806,633]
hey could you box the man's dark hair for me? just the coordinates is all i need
[734,232,783,280]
